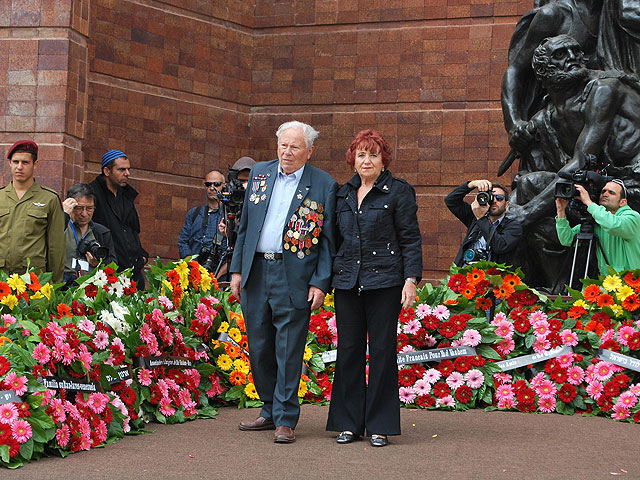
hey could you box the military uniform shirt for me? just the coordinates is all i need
[0,181,65,283]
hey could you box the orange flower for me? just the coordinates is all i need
[466,268,485,285]
[225,344,242,359]
[584,320,605,336]
[229,311,246,332]
[28,272,41,292]
[624,272,640,289]
[166,270,180,287]
[503,273,521,288]
[0,282,9,299]
[575,320,583,329]
[476,297,493,311]
[596,293,615,308]
[568,305,588,318]
[240,335,249,350]
[583,284,601,303]
[622,293,640,312]
[229,370,247,386]
[444,299,459,305]
[493,284,515,300]
[57,303,72,317]
[0,336,11,346]
[211,275,219,291]
[462,284,477,299]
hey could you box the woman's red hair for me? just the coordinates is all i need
[345,129,393,167]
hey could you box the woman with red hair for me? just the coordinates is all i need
[326,129,422,447]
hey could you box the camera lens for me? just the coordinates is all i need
[476,191,492,206]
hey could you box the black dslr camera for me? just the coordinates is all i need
[476,191,493,206]
[77,238,109,260]
[198,243,223,273]
[463,248,488,265]
[554,152,607,204]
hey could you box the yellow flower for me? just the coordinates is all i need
[216,354,233,371]
[218,321,229,333]
[228,327,242,343]
[7,274,26,295]
[31,291,43,299]
[610,304,624,317]
[298,380,308,398]
[603,275,623,292]
[162,279,173,292]
[303,346,312,362]
[324,293,334,308]
[1,294,18,310]
[244,383,260,400]
[40,282,52,300]
[233,359,250,374]
[572,299,589,309]
[616,285,634,301]
[200,270,212,292]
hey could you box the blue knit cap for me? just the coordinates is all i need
[101,149,127,169]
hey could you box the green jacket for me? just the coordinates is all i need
[556,204,640,275]
[0,181,65,283]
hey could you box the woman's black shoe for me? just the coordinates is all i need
[336,431,359,444]
[369,435,388,447]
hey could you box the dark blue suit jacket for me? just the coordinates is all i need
[230,159,337,309]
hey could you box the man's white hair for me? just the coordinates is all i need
[276,121,319,149]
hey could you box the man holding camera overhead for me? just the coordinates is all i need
[445,180,523,267]
[62,183,117,285]
[555,179,640,274]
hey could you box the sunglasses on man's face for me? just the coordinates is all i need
[493,194,506,202]
[204,181,223,188]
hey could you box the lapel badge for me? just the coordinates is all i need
[383,185,389,190]
[296,193,303,200]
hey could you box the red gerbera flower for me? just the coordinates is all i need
[398,368,418,387]
[432,382,451,398]
[0,355,10,375]
[455,385,473,403]
[28,272,41,292]
[516,387,536,405]
[416,394,436,408]
[558,384,577,403]
[475,297,492,311]
[57,303,73,317]
[454,356,472,373]
[438,321,457,338]
[568,305,588,319]
[447,273,467,293]
[85,284,98,299]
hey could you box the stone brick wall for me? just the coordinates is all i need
[0,0,535,281]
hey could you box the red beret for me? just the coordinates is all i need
[7,140,38,160]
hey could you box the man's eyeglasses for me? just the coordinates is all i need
[73,206,95,212]
[493,194,506,202]
[204,181,223,188]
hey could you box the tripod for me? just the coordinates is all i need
[562,219,609,292]
[213,201,240,280]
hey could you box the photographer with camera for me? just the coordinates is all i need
[445,180,523,267]
[178,169,228,275]
[555,179,640,274]
[62,183,116,285]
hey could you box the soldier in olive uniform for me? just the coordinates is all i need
[0,140,65,283]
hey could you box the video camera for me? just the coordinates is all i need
[554,152,608,208]
[217,166,245,213]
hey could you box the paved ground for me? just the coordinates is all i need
[9,405,639,479]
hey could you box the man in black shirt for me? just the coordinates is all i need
[90,149,148,288]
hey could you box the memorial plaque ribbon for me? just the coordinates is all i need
[133,356,193,370]
[0,390,22,405]
[596,349,640,373]
[105,365,133,385]
[38,376,102,393]
[496,346,573,372]
[396,346,477,366]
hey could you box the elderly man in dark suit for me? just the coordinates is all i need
[230,121,337,444]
